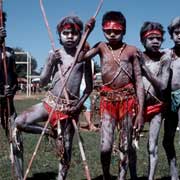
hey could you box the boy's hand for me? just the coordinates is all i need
[68,106,80,115]
[63,103,81,116]
[0,27,7,39]
[85,17,95,32]
[4,85,13,97]
[133,113,144,136]
[49,49,62,65]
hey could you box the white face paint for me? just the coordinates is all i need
[60,28,81,49]
[172,27,180,47]
[144,34,163,52]
[103,29,123,45]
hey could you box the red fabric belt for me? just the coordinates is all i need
[100,84,138,121]
[144,102,166,122]
[44,102,68,127]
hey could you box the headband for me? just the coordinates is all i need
[143,30,162,38]
[103,21,124,30]
[58,23,81,32]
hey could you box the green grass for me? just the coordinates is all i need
[1,97,180,179]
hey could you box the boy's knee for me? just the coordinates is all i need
[101,142,112,153]
[15,115,26,130]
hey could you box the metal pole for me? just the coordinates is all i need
[15,52,31,96]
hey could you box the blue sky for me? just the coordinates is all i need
[3,0,180,71]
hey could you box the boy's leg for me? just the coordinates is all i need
[148,114,162,180]
[14,103,49,179]
[13,128,24,180]
[10,112,24,180]
[163,111,179,180]
[118,115,137,180]
[83,96,98,131]
[57,120,75,180]
[15,103,49,135]
[100,111,116,180]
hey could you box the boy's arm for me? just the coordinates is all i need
[40,50,60,86]
[141,56,171,94]
[75,60,93,111]
[78,42,101,62]
[4,48,18,97]
[133,55,145,131]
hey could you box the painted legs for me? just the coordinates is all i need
[163,110,179,180]
[148,114,162,180]
[100,112,136,180]
[56,120,75,180]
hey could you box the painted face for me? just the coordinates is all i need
[103,29,123,44]
[172,27,180,47]
[60,28,80,48]
[144,34,163,52]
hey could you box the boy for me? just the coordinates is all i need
[162,16,180,180]
[15,16,93,180]
[139,21,171,180]
[0,12,23,180]
[84,11,144,180]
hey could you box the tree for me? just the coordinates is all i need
[14,47,39,78]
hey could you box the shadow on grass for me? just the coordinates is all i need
[156,176,171,180]
[137,176,148,180]
[90,175,176,180]
[138,176,173,180]
[27,172,57,180]
[81,174,117,180]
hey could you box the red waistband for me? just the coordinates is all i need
[144,102,166,122]
[44,102,69,127]
[101,83,134,92]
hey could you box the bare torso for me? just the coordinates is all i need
[171,56,180,91]
[162,48,180,91]
[40,48,91,100]
[143,56,162,105]
[97,42,138,89]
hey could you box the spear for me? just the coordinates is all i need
[23,1,103,179]
[0,1,16,179]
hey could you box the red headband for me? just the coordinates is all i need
[143,30,162,38]
[58,23,81,32]
[103,21,124,30]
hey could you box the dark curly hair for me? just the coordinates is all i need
[140,21,165,44]
[102,11,126,35]
[168,16,180,38]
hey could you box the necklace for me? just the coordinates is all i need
[108,43,126,65]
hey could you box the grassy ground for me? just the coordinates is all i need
[0,96,180,180]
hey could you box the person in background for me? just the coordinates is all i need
[0,11,23,180]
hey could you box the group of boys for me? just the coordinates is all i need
[1,9,180,180]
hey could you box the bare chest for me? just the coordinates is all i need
[145,60,161,74]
